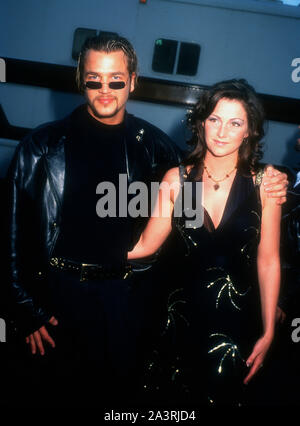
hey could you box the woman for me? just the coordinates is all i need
[128,80,281,405]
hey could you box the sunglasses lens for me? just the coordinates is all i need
[85,81,126,90]
[85,81,102,89]
[109,81,126,90]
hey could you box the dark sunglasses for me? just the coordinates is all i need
[85,81,126,90]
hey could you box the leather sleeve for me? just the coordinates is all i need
[145,121,184,182]
[278,187,300,316]
[128,116,184,253]
[6,136,51,337]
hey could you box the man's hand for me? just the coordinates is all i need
[263,165,288,205]
[25,316,58,355]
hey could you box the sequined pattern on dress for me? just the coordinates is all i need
[208,333,245,374]
[241,209,261,264]
[162,288,189,335]
[206,267,250,310]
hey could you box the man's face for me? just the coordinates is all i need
[83,49,135,125]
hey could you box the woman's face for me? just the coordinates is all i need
[204,98,249,160]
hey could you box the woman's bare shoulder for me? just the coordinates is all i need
[162,167,180,184]
[163,164,196,185]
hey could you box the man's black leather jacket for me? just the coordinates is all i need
[279,183,300,316]
[6,107,182,336]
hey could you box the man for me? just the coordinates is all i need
[278,126,300,320]
[252,128,300,406]
[6,35,287,407]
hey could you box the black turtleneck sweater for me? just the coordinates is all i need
[53,105,135,266]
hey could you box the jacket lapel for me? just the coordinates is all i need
[124,113,152,184]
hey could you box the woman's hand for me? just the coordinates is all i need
[244,334,273,385]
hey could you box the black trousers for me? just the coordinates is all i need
[2,266,169,408]
[14,269,158,408]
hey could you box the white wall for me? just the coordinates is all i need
[0,0,299,171]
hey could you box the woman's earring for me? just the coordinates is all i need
[243,137,248,144]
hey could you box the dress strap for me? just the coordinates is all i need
[178,164,188,187]
[255,167,265,187]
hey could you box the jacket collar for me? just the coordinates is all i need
[43,106,151,208]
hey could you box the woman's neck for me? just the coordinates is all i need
[204,152,238,178]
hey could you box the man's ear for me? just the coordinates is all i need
[130,73,136,93]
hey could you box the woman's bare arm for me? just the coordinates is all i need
[128,167,180,259]
[244,172,281,384]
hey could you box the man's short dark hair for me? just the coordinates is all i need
[76,34,138,93]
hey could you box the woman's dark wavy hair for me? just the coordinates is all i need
[183,79,265,177]
[76,34,138,93]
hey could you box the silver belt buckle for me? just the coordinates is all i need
[50,257,59,267]
[80,263,91,282]
[80,263,102,282]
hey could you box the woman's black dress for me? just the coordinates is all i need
[145,166,264,406]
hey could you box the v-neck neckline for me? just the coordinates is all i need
[203,171,239,232]
[180,165,257,234]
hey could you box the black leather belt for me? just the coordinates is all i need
[49,257,132,282]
